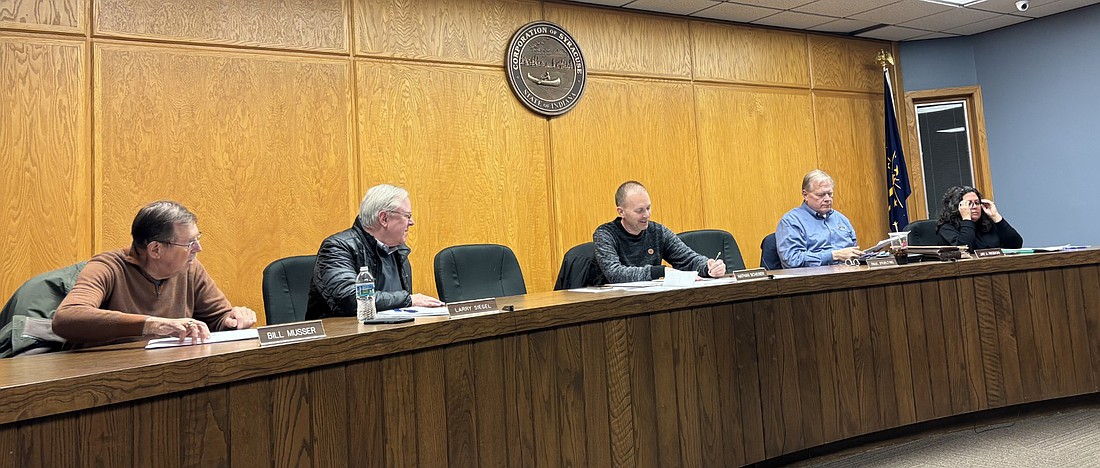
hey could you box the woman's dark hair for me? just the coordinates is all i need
[936,186,993,232]
[131,201,197,253]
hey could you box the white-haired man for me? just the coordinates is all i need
[307,184,443,319]
[775,170,863,268]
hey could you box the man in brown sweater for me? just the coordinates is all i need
[54,201,257,348]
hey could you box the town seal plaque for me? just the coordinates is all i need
[506,21,586,116]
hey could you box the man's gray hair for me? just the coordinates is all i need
[358,184,409,230]
[615,181,647,207]
[131,200,198,252]
[802,170,834,192]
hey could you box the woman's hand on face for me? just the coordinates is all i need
[981,199,1002,222]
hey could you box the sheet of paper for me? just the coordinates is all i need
[145,328,259,349]
[664,269,698,287]
[570,286,622,293]
[607,280,662,288]
[376,306,450,318]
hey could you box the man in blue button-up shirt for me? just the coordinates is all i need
[776,170,864,268]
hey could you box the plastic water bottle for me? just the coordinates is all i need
[355,266,376,322]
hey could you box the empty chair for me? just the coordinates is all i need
[677,229,747,271]
[554,242,606,290]
[903,219,945,246]
[434,244,526,303]
[760,233,783,270]
[261,255,316,325]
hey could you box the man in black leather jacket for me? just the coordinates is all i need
[306,184,443,319]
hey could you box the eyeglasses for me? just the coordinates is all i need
[386,210,414,223]
[160,232,202,250]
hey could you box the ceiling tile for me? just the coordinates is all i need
[856,25,931,40]
[807,17,881,33]
[899,7,999,30]
[1029,0,1100,15]
[794,0,897,17]
[751,10,837,29]
[970,0,1059,17]
[725,0,817,9]
[909,31,962,40]
[625,0,721,15]
[944,11,1030,33]
[851,1,953,23]
[691,3,782,22]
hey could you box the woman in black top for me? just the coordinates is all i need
[936,186,1023,251]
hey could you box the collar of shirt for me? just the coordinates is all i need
[799,202,832,220]
[376,240,399,255]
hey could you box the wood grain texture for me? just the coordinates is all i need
[813,91,889,245]
[346,359,385,468]
[356,60,553,293]
[80,405,132,467]
[414,348,449,468]
[443,343,477,467]
[808,35,886,93]
[471,337,508,467]
[309,366,349,468]
[95,0,347,52]
[93,44,354,323]
[545,3,691,79]
[180,386,230,467]
[691,22,809,87]
[0,0,83,33]
[550,76,702,263]
[354,0,539,64]
[695,85,817,270]
[0,37,88,307]
[227,378,273,467]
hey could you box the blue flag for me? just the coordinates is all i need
[885,69,911,232]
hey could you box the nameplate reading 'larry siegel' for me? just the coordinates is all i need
[448,298,499,317]
[975,248,1005,258]
[732,268,770,281]
[257,320,326,347]
[505,21,587,117]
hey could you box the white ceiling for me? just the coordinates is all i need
[560,0,1100,41]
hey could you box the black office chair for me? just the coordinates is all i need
[903,219,945,246]
[677,229,747,271]
[434,244,527,303]
[760,233,782,270]
[554,242,606,290]
[261,255,316,325]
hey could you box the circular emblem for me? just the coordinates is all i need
[506,21,587,117]
[647,249,655,255]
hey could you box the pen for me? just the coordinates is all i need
[393,308,416,313]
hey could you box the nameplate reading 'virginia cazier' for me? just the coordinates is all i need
[257,320,326,347]
[975,248,1005,258]
[505,21,587,117]
[447,298,499,317]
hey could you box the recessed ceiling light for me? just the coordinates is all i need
[919,0,988,6]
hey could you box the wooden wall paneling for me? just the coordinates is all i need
[272,372,312,467]
[309,366,349,468]
[731,300,764,459]
[694,85,817,268]
[94,0,347,53]
[865,286,899,430]
[1022,271,1060,399]
[936,278,973,414]
[382,353,418,466]
[774,297,807,454]
[987,274,1023,405]
[790,295,825,448]
[94,44,354,322]
[443,342,478,467]
[0,0,83,34]
[882,284,916,426]
[918,281,951,419]
[579,322,612,468]
[902,280,935,419]
[1079,266,1100,389]
[826,291,860,439]
[1061,267,1095,391]
[713,303,748,466]
[414,348,449,468]
[356,61,553,294]
[1006,272,1041,403]
[808,36,884,93]
[227,377,273,468]
[179,386,230,467]
[690,308,724,466]
[345,359,385,468]
[0,425,14,464]
[0,37,88,305]
[954,275,988,409]
[602,318,637,466]
[813,91,889,245]
[752,298,784,458]
[1043,269,1075,396]
[19,414,81,466]
[627,315,660,467]
[691,22,809,87]
[504,333,536,467]
[471,337,509,467]
[78,405,131,467]
[550,76,702,263]
[555,324,589,467]
[672,310,704,466]
[133,398,182,467]
[847,287,881,433]
[354,0,539,64]
[545,3,691,79]
[527,329,561,467]
[648,312,683,466]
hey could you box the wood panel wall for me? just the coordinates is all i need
[0,0,905,323]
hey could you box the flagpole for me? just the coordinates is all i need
[876,49,900,122]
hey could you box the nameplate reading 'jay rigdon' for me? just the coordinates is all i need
[975,248,1005,258]
[257,320,326,347]
[447,298,499,317]
[866,257,899,268]
[732,268,770,281]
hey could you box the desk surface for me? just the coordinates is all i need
[3,249,1099,466]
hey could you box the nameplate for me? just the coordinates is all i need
[866,257,899,268]
[975,248,1004,258]
[257,320,326,347]
[447,298,499,317]
[732,268,770,281]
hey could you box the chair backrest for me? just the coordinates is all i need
[760,233,783,270]
[554,242,606,290]
[677,229,747,271]
[903,219,945,246]
[261,255,316,325]
[434,244,527,303]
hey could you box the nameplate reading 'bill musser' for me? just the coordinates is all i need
[257,320,326,347]
[448,298,499,317]
[506,21,587,117]
[733,268,770,281]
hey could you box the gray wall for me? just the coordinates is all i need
[900,5,1100,247]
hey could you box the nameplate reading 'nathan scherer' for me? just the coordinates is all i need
[506,21,587,117]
